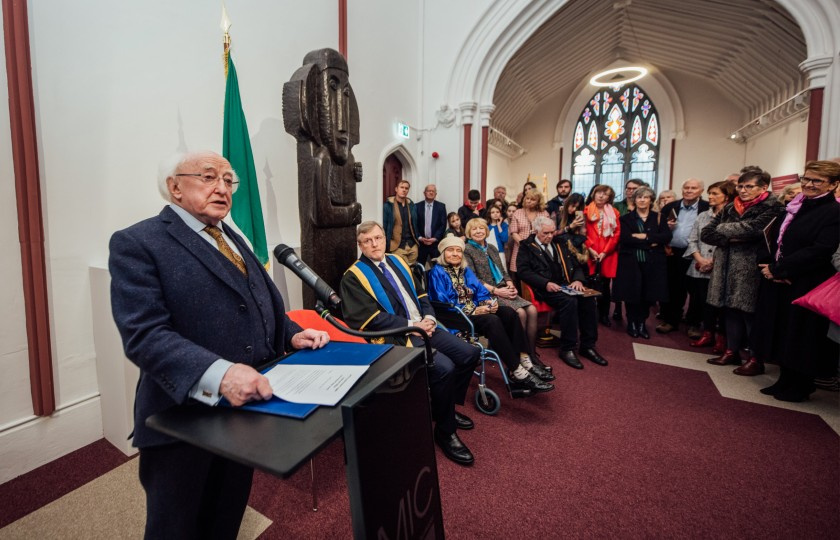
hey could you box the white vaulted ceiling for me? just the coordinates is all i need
[491,0,807,137]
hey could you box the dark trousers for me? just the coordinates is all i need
[726,308,754,352]
[139,442,254,540]
[626,302,652,326]
[417,241,440,266]
[661,249,703,327]
[596,278,612,318]
[436,305,525,372]
[409,328,479,435]
[540,292,598,351]
[692,278,723,332]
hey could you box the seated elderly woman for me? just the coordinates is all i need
[427,235,554,394]
[462,218,548,372]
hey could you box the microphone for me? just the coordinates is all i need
[274,244,342,311]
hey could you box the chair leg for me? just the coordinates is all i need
[310,458,318,511]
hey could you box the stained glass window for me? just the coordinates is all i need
[571,84,660,200]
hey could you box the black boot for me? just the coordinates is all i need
[626,322,639,338]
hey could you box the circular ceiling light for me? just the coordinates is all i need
[589,66,648,87]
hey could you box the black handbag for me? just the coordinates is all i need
[586,260,604,292]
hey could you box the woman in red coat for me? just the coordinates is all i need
[585,184,621,326]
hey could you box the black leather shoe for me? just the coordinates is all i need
[559,350,584,369]
[760,378,791,396]
[509,372,555,393]
[454,411,474,430]
[527,363,556,381]
[598,315,612,327]
[612,310,623,321]
[626,322,639,338]
[434,428,474,466]
[579,347,608,366]
[530,354,553,373]
[637,324,650,339]
[773,385,816,403]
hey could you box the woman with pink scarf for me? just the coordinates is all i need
[584,184,621,326]
[752,160,840,402]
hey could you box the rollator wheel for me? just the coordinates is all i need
[474,387,501,415]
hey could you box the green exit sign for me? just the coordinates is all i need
[398,122,410,139]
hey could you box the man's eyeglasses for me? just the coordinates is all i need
[735,184,761,190]
[359,235,385,246]
[799,175,828,187]
[176,173,239,190]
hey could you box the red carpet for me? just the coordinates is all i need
[3,323,838,538]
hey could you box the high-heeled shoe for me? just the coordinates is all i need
[626,322,639,338]
[712,334,726,355]
[690,331,714,347]
[733,357,764,376]
[707,350,739,366]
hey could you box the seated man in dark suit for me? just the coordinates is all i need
[340,221,480,466]
[109,151,330,538]
[517,216,608,370]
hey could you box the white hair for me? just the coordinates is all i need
[157,151,239,201]
[683,178,705,189]
[532,215,555,231]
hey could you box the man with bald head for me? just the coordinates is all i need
[657,178,709,335]
[109,151,330,537]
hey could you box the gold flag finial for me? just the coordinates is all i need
[221,4,232,77]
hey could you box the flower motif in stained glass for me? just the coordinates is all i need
[632,87,644,111]
[602,146,625,164]
[632,143,655,163]
[620,88,630,112]
[646,114,659,145]
[631,116,642,146]
[582,107,592,124]
[590,94,600,116]
[574,122,584,151]
[602,92,613,115]
[604,104,625,142]
[641,99,651,118]
[575,148,596,168]
[587,123,598,149]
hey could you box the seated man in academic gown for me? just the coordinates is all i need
[340,221,480,466]
[517,216,608,370]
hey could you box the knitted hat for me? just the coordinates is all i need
[438,235,465,254]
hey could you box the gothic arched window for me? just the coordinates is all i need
[571,85,660,200]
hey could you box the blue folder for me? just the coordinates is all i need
[220,342,393,419]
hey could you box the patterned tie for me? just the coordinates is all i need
[379,262,411,316]
[204,226,248,276]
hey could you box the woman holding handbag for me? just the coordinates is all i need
[751,160,840,402]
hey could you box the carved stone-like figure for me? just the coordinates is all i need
[283,48,362,308]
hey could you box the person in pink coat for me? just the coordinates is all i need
[585,184,621,326]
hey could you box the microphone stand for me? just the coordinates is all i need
[314,301,435,369]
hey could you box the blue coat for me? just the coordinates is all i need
[426,263,491,312]
[109,206,302,447]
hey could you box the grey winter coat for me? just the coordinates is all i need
[700,195,784,313]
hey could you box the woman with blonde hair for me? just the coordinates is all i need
[463,218,547,372]
[509,190,549,279]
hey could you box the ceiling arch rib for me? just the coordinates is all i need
[489,0,808,137]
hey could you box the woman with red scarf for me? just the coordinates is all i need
[584,184,621,326]
[701,168,784,371]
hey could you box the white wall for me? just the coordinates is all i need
[1,0,443,483]
[744,115,809,178]
[0,11,32,429]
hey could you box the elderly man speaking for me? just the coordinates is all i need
[109,151,329,538]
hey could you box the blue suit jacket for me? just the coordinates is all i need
[109,206,302,447]
[416,200,447,240]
